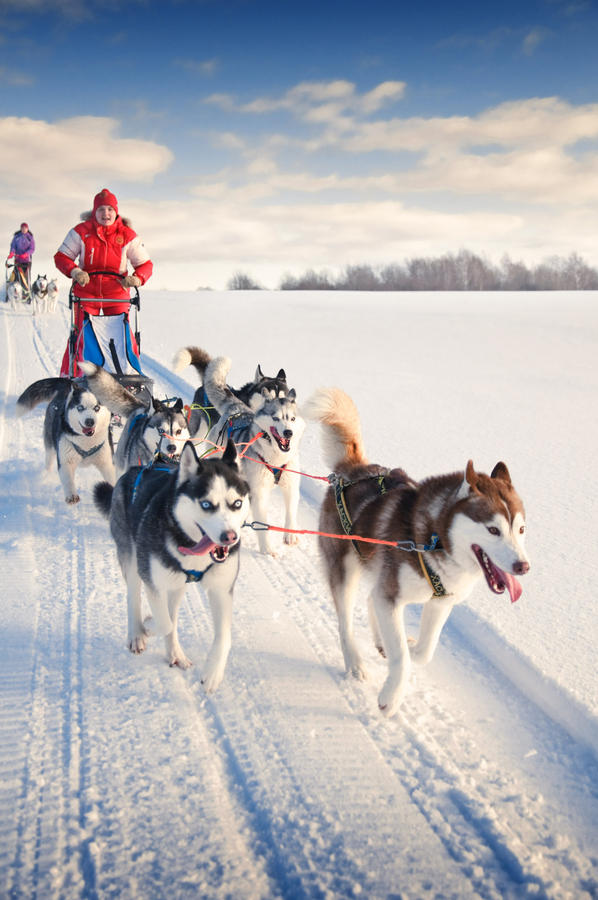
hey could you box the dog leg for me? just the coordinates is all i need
[367,594,386,657]
[250,477,276,555]
[409,598,454,666]
[332,553,367,680]
[58,459,80,505]
[95,451,116,487]
[124,553,147,654]
[165,588,192,668]
[279,469,300,545]
[202,586,233,693]
[373,595,410,716]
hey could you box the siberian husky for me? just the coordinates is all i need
[202,356,305,556]
[173,345,289,440]
[16,376,114,504]
[7,280,23,307]
[304,387,530,717]
[79,361,190,477]
[94,440,250,689]
[46,278,59,313]
[31,275,48,314]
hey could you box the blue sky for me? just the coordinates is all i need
[1,0,597,288]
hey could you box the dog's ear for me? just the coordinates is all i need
[152,397,164,412]
[173,397,183,412]
[254,364,264,381]
[222,438,239,469]
[276,368,286,381]
[287,388,296,401]
[491,461,511,483]
[177,441,201,482]
[457,459,477,500]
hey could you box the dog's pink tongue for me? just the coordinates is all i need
[179,534,216,556]
[501,570,522,604]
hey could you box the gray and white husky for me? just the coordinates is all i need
[304,387,531,717]
[79,361,190,477]
[16,375,114,504]
[173,345,289,440]
[202,356,305,556]
[94,440,250,690]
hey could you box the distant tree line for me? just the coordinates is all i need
[226,250,598,291]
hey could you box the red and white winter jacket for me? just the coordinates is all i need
[54,214,153,314]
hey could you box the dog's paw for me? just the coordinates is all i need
[128,634,147,654]
[346,662,368,682]
[375,643,387,659]
[201,666,224,694]
[169,651,192,669]
[377,679,405,718]
[283,532,299,546]
[65,493,80,505]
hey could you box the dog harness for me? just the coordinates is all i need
[253,450,287,484]
[68,438,106,458]
[331,472,448,595]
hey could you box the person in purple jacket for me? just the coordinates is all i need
[7,222,35,290]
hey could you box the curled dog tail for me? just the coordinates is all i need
[94,481,114,518]
[16,377,69,415]
[303,387,368,468]
[172,346,212,379]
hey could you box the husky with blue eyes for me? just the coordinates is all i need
[94,440,250,690]
[16,375,115,504]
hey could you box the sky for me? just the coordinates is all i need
[1,0,598,289]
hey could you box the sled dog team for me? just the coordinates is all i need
[17,346,530,717]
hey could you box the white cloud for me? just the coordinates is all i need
[522,27,551,55]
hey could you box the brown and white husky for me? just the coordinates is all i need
[304,387,530,717]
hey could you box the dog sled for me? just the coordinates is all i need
[4,258,32,306]
[66,269,153,410]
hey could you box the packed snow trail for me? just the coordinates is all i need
[1,300,597,900]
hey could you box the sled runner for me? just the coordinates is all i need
[66,269,153,409]
[5,258,32,306]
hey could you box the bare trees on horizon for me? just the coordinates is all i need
[225,250,598,291]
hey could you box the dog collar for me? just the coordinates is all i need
[183,563,213,583]
[69,438,105,458]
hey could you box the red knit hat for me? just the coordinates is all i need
[93,188,118,215]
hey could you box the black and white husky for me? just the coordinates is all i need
[79,361,190,477]
[202,356,305,556]
[31,275,48,314]
[173,345,289,440]
[94,440,250,689]
[305,387,531,717]
[16,376,114,504]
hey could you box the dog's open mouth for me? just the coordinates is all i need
[178,532,235,563]
[270,426,291,452]
[81,425,96,437]
[472,544,522,603]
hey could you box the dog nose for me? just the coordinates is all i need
[84,418,95,427]
[513,560,530,575]
[166,443,176,454]
[283,429,292,438]
[220,529,237,544]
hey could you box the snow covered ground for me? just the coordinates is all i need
[1,288,597,899]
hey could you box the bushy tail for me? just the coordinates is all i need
[94,481,114,518]
[78,361,146,418]
[204,356,249,418]
[303,387,368,468]
[16,377,69,415]
[172,346,212,380]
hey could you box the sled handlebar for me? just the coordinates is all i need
[68,269,140,310]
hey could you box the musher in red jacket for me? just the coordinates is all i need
[55,188,153,376]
